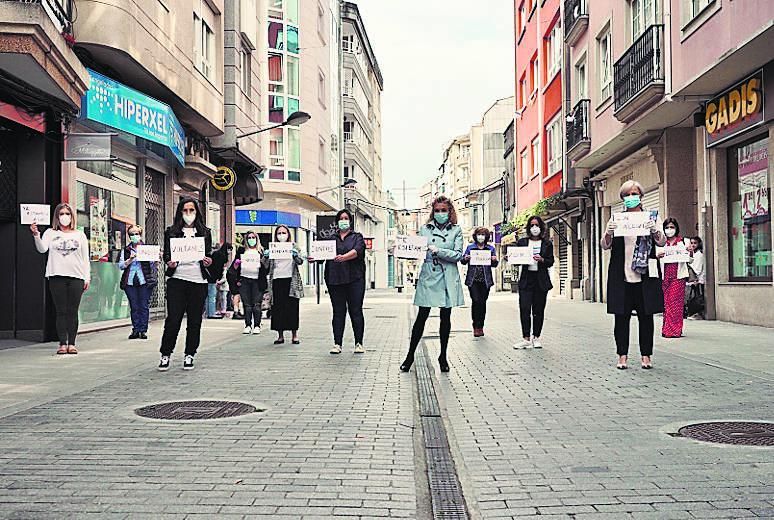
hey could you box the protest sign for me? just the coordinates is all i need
[170,237,205,262]
[613,210,658,237]
[240,253,261,270]
[135,245,160,262]
[470,249,492,266]
[269,242,294,260]
[20,204,50,225]
[395,235,428,260]
[507,246,537,266]
[662,244,690,263]
[311,240,336,261]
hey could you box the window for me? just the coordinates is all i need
[287,128,300,170]
[518,2,527,36]
[269,95,285,123]
[520,149,529,183]
[531,137,541,178]
[194,12,215,80]
[546,115,562,175]
[318,137,327,173]
[575,54,588,101]
[287,26,299,54]
[631,0,659,40]
[269,128,284,167]
[342,34,355,53]
[545,22,562,81]
[597,27,612,102]
[530,55,539,95]
[269,0,283,20]
[519,75,528,108]
[288,98,299,115]
[317,3,325,37]
[318,71,326,106]
[286,56,299,96]
[239,46,251,93]
[268,21,284,50]
[286,0,298,24]
[343,121,353,142]
[728,136,771,281]
[683,0,714,25]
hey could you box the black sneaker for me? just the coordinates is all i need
[128,331,139,340]
[183,355,194,370]
[158,355,170,371]
[139,332,148,340]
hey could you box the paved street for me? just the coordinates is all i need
[0,290,772,519]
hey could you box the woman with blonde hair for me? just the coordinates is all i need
[118,225,157,340]
[30,202,90,354]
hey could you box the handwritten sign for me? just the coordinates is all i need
[170,237,205,263]
[507,246,537,266]
[269,242,294,260]
[662,244,690,263]
[395,235,428,260]
[20,204,50,225]
[613,210,658,237]
[470,249,492,266]
[240,253,262,270]
[311,240,336,261]
[135,245,160,262]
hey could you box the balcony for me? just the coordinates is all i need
[566,99,591,161]
[613,25,665,123]
[564,0,588,46]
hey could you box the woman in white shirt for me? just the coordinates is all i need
[31,203,90,355]
[686,236,706,319]
[264,225,304,345]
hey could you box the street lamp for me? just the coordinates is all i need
[236,111,311,139]
[316,177,357,196]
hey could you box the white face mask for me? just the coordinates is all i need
[276,233,289,242]
[476,235,486,244]
[665,228,676,238]
[182,213,196,225]
[59,214,72,228]
[530,226,541,237]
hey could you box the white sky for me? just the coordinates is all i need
[354,0,515,208]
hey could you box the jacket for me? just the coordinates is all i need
[118,243,158,290]
[606,236,664,315]
[324,231,366,286]
[413,222,465,308]
[162,225,213,280]
[265,251,305,302]
[516,237,555,292]
[461,243,498,288]
[234,246,269,291]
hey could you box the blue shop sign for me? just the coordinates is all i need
[235,210,302,228]
[82,69,186,166]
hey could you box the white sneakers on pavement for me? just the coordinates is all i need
[532,337,543,349]
[330,345,342,354]
[252,325,262,335]
[354,344,365,354]
[242,326,252,335]
[513,339,533,349]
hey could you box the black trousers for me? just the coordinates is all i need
[239,277,264,328]
[519,287,548,338]
[160,278,208,357]
[407,307,452,361]
[49,276,84,346]
[613,282,654,356]
[468,282,490,328]
[328,277,366,346]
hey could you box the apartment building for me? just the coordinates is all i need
[564,0,774,326]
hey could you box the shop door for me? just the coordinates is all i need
[144,169,165,315]
[558,222,569,295]
[0,129,18,337]
[387,255,395,288]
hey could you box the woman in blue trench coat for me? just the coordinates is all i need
[400,196,465,373]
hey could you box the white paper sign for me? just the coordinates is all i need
[395,235,428,260]
[170,237,205,263]
[662,244,690,263]
[613,210,658,237]
[20,204,50,225]
[311,240,336,261]
[135,245,160,262]
[507,246,537,266]
[470,249,492,266]
[240,253,261,270]
[269,242,294,260]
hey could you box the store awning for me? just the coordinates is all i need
[234,171,264,206]
[210,146,265,206]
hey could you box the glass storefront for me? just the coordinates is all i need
[728,135,772,281]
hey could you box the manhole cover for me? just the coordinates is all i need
[135,400,261,420]
[677,422,774,446]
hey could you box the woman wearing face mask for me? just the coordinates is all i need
[158,198,213,371]
[314,209,367,354]
[118,225,157,340]
[461,227,498,337]
[513,217,554,349]
[400,196,464,373]
[264,225,304,344]
[686,236,705,319]
[601,180,665,370]
[237,232,268,335]
[31,203,90,355]
[656,218,690,338]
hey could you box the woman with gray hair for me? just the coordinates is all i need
[601,180,666,370]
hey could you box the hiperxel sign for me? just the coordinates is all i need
[705,71,764,147]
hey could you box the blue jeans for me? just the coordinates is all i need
[206,283,218,317]
[125,284,152,333]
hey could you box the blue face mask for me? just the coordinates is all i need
[129,235,140,244]
[338,220,350,231]
[434,212,449,225]
[623,194,641,209]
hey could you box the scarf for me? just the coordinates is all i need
[631,236,652,274]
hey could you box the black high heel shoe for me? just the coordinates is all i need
[438,357,449,373]
[400,354,414,372]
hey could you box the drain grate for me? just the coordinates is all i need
[677,421,774,446]
[135,401,261,420]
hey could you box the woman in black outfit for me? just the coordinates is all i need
[158,198,213,371]
[513,216,554,350]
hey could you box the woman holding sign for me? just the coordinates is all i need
[237,232,268,335]
[601,180,666,370]
[657,218,690,338]
[400,196,464,373]
[512,216,554,349]
[461,227,498,337]
[118,225,157,340]
[31,202,90,355]
[158,198,213,371]
[264,225,304,345]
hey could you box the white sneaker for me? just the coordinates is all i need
[532,337,543,349]
[330,345,342,354]
[513,339,532,349]
[354,343,365,354]
[243,326,252,335]
[252,325,262,335]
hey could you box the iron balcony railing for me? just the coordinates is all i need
[614,24,665,112]
[564,0,587,39]
[7,0,75,30]
[566,99,591,152]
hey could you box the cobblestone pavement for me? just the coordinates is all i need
[0,290,772,519]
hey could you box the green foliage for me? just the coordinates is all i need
[501,194,561,237]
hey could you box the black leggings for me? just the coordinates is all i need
[328,278,366,345]
[519,288,548,338]
[614,282,654,356]
[407,307,452,361]
[49,276,84,346]
[239,277,264,328]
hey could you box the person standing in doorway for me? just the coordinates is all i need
[158,198,213,371]
[264,225,304,345]
[601,180,666,370]
[400,196,464,373]
[31,203,90,355]
[118,225,157,340]
[657,218,690,338]
[513,216,554,349]
[686,236,706,319]
[238,232,268,335]
[461,227,498,337]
